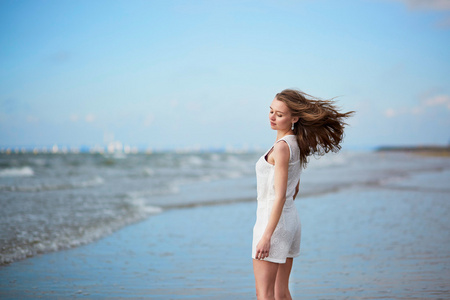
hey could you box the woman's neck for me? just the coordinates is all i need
[276,130,294,141]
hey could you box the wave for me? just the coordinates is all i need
[125,184,180,198]
[308,152,350,169]
[1,150,448,268]
[186,155,204,166]
[0,199,162,266]
[142,167,155,176]
[0,176,105,192]
[0,166,34,177]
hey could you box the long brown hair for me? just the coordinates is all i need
[275,89,355,168]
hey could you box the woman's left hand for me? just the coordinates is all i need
[255,236,271,260]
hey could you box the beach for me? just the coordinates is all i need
[1,151,450,299]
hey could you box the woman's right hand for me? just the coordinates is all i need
[255,236,271,260]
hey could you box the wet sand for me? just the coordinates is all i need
[1,170,449,299]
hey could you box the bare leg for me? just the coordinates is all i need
[274,258,293,300]
[253,259,279,300]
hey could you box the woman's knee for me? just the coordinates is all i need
[256,287,276,300]
[275,295,291,300]
[275,288,291,300]
[256,293,275,300]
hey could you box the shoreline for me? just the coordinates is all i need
[2,150,450,268]
[376,145,450,157]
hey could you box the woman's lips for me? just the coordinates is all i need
[270,122,276,126]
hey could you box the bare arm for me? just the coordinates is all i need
[255,141,290,260]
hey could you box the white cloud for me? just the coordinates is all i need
[385,108,396,117]
[70,114,79,122]
[384,106,412,117]
[85,114,95,122]
[143,114,154,127]
[395,0,450,10]
[411,106,424,115]
[384,93,450,118]
[424,94,450,107]
[390,0,450,28]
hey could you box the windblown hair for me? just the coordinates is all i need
[275,89,355,168]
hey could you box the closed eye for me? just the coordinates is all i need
[269,106,284,117]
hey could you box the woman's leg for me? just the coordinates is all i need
[253,259,279,300]
[274,258,293,300]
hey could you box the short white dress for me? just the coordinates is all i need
[252,135,302,263]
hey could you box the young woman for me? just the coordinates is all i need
[252,89,354,300]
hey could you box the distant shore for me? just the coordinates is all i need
[376,145,450,157]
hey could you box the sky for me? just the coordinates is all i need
[1,0,449,151]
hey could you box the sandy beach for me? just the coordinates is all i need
[1,166,449,299]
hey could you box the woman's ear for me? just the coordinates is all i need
[293,116,299,124]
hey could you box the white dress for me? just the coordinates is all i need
[252,135,302,263]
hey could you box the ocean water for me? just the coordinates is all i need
[1,150,449,266]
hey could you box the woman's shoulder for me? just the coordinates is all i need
[277,135,297,149]
[277,135,300,162]
[273,139,291,161]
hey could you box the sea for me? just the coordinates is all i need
[1,149,449,266]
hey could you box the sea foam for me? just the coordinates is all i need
[0,166,34,177]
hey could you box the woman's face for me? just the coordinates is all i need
[269,98,297,131]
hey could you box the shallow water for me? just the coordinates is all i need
[1,180,449,299]
[1,150,449,265]
[294,181,450,299]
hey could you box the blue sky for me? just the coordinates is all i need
[1,0,449,151]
